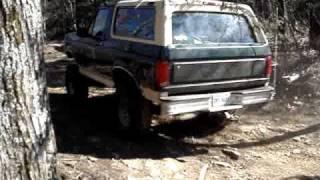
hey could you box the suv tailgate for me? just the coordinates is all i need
[163,45,271,95]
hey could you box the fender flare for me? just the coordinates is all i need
[112,66,141,92]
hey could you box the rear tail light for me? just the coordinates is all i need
[155,60,170,88]
[265,55,273,78]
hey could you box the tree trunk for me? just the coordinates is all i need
[0,0,57,180]
[278,0,288,35]
[310,2,320,50]
[256,0,272,19]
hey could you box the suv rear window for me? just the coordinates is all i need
[114,7,155,40]
[172,12,256,44]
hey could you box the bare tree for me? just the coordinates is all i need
[256,0,273,18]
[0,0,57,179]
[310,2,320,50]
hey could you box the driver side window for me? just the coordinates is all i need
[89,8,110,38]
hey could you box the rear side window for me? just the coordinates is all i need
[172,12,256,44]
[114,7,155,40]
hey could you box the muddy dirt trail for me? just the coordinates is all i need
[45,45,320,180]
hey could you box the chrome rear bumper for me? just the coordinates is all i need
[160,86,275,116]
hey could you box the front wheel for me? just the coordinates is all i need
[65,65,89,101]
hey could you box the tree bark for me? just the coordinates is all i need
[256,0,272,19]
[310,2,320,50]
[0,0,57,180]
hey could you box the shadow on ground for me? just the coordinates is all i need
[46,60,71,88]
[51,90,320,160]
[283,175,320,180]
[50,93,225,160]
[191,120,320,149]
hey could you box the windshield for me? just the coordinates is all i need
[172,12,257,44]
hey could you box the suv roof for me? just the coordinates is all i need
[102,0,268,46]
[108,0,257,25]
[105,0,252,9]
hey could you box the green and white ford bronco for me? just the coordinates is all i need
[64,0,275,132]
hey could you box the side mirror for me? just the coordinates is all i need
[77,27,89,37]
[94,31,104,41]
[76,21,89,37]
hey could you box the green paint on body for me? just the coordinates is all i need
[169,45,271,60]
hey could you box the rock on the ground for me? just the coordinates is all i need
[87,156,98,162]
[222,148,241,160]
[212,161,232,168]
[292,149,302,154]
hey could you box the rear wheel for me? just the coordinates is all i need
[65,65,88,101]
[116,79,152,134]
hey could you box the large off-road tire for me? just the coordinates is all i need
[65,64,89,101]
[116,79,152,134]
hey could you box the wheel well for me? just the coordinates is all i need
[113,68,140,93]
